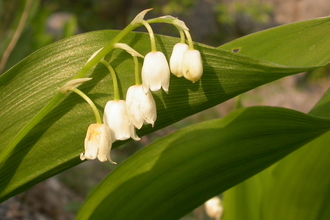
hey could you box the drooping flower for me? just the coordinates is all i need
[141,51,170,94]
[103,100,140,141]
[80,123,116,164]
[204,197,223,220]
[126,85,157,129]
[170,43,189,77]
[182,49,203,83]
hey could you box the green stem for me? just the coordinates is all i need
[234,95,243,110]
[141,20,157,52]
[73,23,139,79]
[146,17,180,25]
[133,56,141,85]
[146,17,189,44]
[99,59,120,100]
[72,88,102,124]
[176,25,186,43]
[183,29,194,50]
[0,0,33,74]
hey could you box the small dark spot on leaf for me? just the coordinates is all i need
[232,48,240,53]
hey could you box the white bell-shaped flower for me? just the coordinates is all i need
[103,100,140,141]
[170,43,189,77]
[204,197,223,220]
[126,85,157,129]
[80,123,116,164]
[182,49,203,83]
[142,51,170,94]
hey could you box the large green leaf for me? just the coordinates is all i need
[260,132,330,220]
[219,16,330,66]
[76,106,330,220]
[0,16,330,203]
[222,89,330,220]
[219,16,330,220]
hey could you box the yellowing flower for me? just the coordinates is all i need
[126,85,157,129]
[170,43,189,77]
[80,123,116,164]
[182,49,203,83]
[103,100,140,141]
[142,51,170,93]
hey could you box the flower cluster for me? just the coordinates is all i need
[60,9,203,164]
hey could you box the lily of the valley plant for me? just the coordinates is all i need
[1,4,330,220]
[58,9,203,164]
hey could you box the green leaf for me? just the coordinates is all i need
[260,132,330,220]
[76,106,330,220]
[309,87,330,118]
[219,16,330,66]
[1,16,330,202]
[222,87,330,220]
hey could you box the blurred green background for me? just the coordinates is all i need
[1,0,330,219]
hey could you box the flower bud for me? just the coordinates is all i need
[80,123,116,164]
[103,100,140,141]
[204,197,223,220]
[126,85,157,129]
[142,51,170,93]
[170,43,189,77]
[182,49,203,83]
